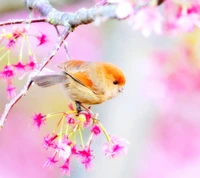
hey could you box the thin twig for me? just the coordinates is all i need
[0,27,70,128]
[0,18,47,27]
[54,25,70,60]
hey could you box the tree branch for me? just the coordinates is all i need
[0,17,47,27]
[54,25,71,60]
[25,0,118,28]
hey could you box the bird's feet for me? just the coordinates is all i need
[75,101,82,114]
[75,102,94,117]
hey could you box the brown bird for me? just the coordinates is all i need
[32,60,126,111]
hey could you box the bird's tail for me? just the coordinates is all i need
[32,74,69,88]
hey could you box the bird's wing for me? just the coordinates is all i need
[58,60,104,95]
[32,74,69,88]
[58,60,90,73]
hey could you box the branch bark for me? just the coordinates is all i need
[0,17,46,27]
[25,0,118,28]
[54,25,71,60]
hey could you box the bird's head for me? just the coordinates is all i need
[102,62,126,99]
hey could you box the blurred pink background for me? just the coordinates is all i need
[1,1,200,178]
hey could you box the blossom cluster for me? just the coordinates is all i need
[32,104,129,176]
[96,0,200,37]
[0,26,48,99]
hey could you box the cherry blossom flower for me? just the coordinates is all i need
[79,111,93,127]
[44,153,58,170]
[103,136,129,158]
[6,82,16,99]
[60,158,71,176]
[66,115,75,124]
[132,6,163,37]
[12,61,26,72]
[6,39,16,49]
[57,140,71,160]
[68,103,75,111]
[78,147,94,170]
[0,65,15,80]
[36,33,48,46]
[71,144,79,155]
[43,134,58,149]
[163,2,200,34]
[32,113,46,128]
[12,26,27,39]
[26,55,37,71]
[5,27,26,49]
[175,7,200,32]
[91,125,101,136]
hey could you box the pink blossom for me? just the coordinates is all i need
[60,158,71,176]
[6,82,16,99]
[132,6,163,37]
[68,103,75,111]
[0,65,15,80]
[71,145,79,155]
[32,113,46,128]
[103,136,129,158]
[12,26,27,39]
[163,2,200,34]
[5,27,26,49]
[44,153,58,170]
[26,55,37,71]
[66,115,75,124]
[187,4,200,14]
[176,13,200,32]
[27,60,37,70]
[36,33,48,46]
[91,125,101,136]
[12,61,26,72]
[43,134,58,149]
[6,39,16,49]
[62,136,73,146]
[57,140,71,160]
[78,147,94,170]
[79,111,93,127]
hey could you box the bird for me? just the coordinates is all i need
[32,60,126,112]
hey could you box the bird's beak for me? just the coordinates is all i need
[118,87,124,93]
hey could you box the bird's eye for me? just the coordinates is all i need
[113,81,118,85]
